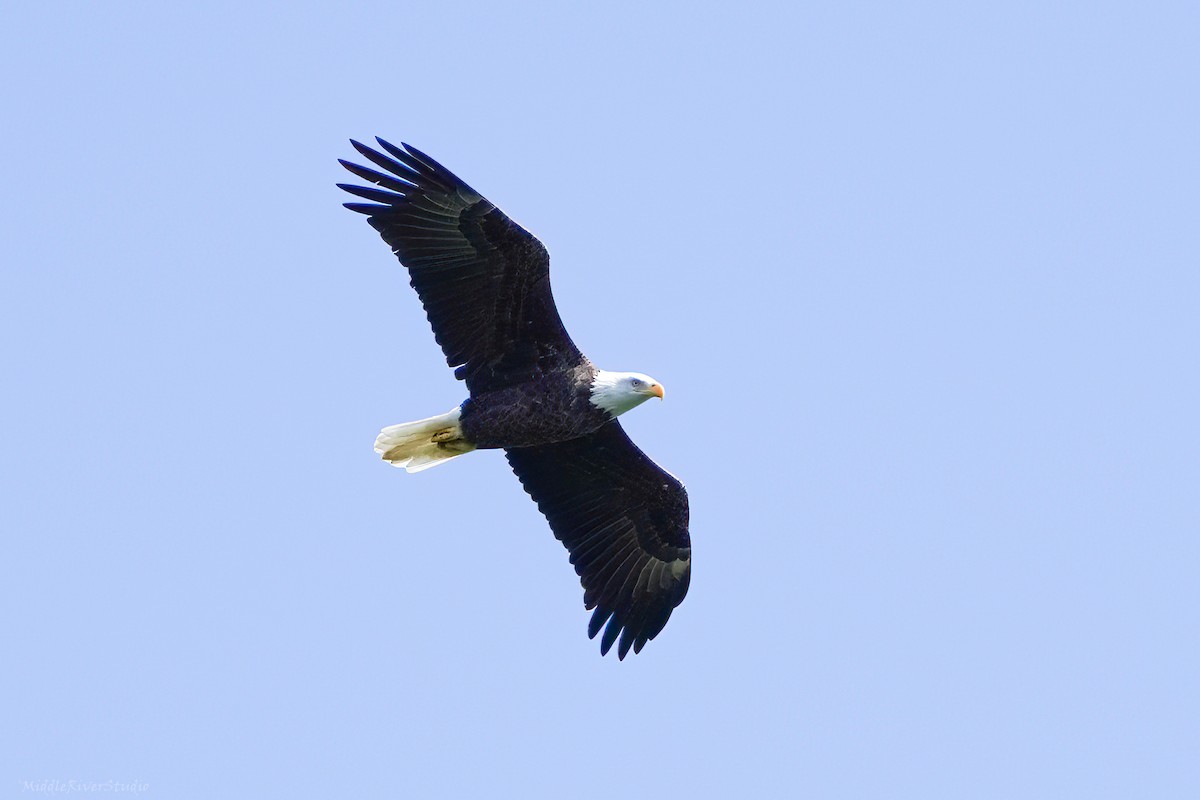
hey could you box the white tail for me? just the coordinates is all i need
[374,406,476,473]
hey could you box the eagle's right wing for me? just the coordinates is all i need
[505,422,692,659]
[339,139,585,393]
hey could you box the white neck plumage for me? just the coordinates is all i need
[589,370,665,418]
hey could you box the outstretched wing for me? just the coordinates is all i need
[339,138,585,393]
[505,422,691,659]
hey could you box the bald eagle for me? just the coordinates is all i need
[338,139,690,659]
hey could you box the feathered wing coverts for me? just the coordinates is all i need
[340,139,581,393]
[506,423,691,658]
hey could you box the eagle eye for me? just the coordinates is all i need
[631,378,642,387]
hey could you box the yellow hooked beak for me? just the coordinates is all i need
[649,383,665,400]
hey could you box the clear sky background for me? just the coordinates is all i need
[4,2,1198,798]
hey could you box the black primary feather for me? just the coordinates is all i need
[505,422,691,660]
[339,139,584,393]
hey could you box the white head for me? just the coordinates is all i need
[589,370,665,418]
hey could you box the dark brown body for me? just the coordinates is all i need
[459,363,612,449]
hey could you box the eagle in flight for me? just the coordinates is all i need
[339,139,691,658]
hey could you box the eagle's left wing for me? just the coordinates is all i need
[505,422,691,659]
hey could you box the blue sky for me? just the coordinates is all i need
[4,2,1198,797]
